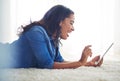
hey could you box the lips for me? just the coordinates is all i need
[67,33,69,37]
[67,34,69,37]
[67,31,72,37]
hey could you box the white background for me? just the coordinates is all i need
[0,0,120,61]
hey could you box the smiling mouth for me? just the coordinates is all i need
[67,33,70,37]
[67,34,69,37]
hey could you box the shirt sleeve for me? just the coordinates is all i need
[54,47,64,62]
[25,27,54,69]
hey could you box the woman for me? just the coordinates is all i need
[1,5,103,69]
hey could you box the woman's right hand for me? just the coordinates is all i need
[79,45,92,64]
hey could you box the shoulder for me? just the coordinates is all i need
[24,25,49,41]
[30,25,46,33]
[25,25,47,36]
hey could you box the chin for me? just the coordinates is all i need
[60,35,68,40]
[63,38,67,40]
[61,37,68,40]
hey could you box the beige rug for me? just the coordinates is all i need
[0,60,120,81]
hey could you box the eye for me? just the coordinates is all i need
[70,22,74,25]
[70,20,74,25]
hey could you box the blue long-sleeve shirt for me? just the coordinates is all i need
[0,25,64,69]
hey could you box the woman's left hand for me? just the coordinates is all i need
[85,55,103,67]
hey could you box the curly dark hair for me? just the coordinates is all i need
[18,5,74,47]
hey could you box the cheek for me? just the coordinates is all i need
[62,23,70,31]
[61,27,67,34]
[60,22,70,35]
[60,28,68,38]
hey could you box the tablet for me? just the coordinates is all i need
[95,43,114,64]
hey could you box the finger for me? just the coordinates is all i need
[97,58,103,66]
[83,49,92,56]
[85,45,92,51]
[88,48,92,57]
[83,45,91,51]
[92,55,100,62]
[84,46,92,56]
[85,45,92,49]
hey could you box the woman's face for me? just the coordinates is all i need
[59,14,75,40]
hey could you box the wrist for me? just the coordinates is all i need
[78,60,86,66]
[79,55,88,63]
[84,61,91,66]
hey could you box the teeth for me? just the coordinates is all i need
[67,34,69,37]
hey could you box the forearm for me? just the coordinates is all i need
[84,61,92,66]
[53,61,84,69]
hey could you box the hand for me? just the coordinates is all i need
[96,57,103,66]
[86,55,103,67]
[79,45,92,64]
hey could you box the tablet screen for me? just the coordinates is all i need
[95,43,114,64]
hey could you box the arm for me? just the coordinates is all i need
[25,27,54,69]
[53,61,83,69]
[53,45,92,69]
[53,55,103,69]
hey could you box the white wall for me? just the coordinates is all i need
[0,0,11,42]
[114,0,120,56]
[1,0,119,61]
